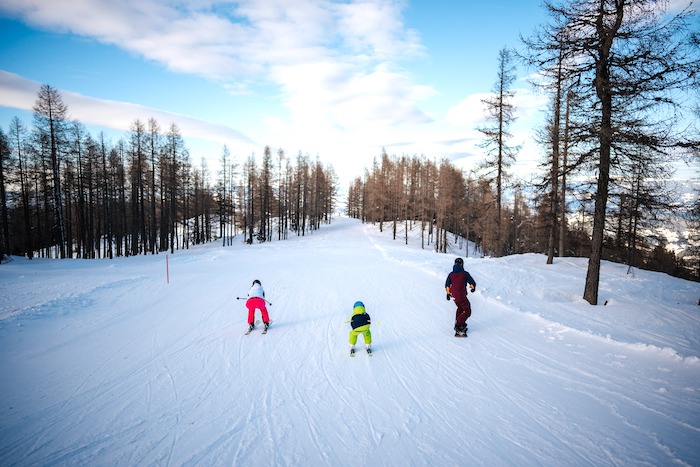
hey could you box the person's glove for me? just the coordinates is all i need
[446,287,451,300]
[446,293,451,300]
[470,285,476,293]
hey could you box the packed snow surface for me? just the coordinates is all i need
[1,217,699,466]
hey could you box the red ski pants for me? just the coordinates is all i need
[246,297,269,324]
[454,297,472,329]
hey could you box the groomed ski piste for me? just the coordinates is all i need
[1,216,699,466]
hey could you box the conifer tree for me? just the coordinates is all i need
[33,84,68,258]
[476,47,520,257]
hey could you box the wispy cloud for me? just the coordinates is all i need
[445,87,547,129]
[0,70,256,148]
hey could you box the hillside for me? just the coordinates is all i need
[1,217,698,466]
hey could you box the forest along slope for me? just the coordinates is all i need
[0,216,698,466]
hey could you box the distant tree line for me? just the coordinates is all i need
[348,149,698,282]
[0,85,336,261]
[347,152,553,258]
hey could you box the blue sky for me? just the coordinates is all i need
[0,1,572,186]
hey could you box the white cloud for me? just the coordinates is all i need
[335,0,424,59]
[445,87,547,129]
[272,60,432,134]
[0,69,39,108]
[512,87,549,122]
[445,93,489,128]
[0,70,257,150]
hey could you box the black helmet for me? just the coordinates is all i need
[252,279,261,286]
[454,257,464,266]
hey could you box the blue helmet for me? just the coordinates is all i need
[353,301,364,309]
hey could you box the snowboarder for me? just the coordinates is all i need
[445,257,476,337]
[246,280,270,333]
[349,301,372,356]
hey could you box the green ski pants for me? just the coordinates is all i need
[349,325,372,346]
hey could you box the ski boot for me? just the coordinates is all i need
[455,324,468,337]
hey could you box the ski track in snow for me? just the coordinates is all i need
[0,217,699,466]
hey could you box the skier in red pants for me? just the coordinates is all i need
[246,279,270,332]
[445,257,476,337]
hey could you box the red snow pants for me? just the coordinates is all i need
[454,297,472,329]
[246,297,269,324]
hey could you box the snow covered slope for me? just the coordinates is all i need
[1,217,698,465]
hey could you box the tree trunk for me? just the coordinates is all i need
[583,2,622,305]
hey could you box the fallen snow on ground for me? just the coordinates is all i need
[1,216,698,466]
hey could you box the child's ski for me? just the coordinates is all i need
[261,320,273,334]
[350,348,372,357]
[244,319,261,335]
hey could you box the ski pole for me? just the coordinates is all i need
[236,296,272,306]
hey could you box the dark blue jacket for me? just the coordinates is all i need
[351,312,371,329]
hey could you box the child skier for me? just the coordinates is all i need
[349,301,372,356]
[445,257,476,337]
[246,279,271,333]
